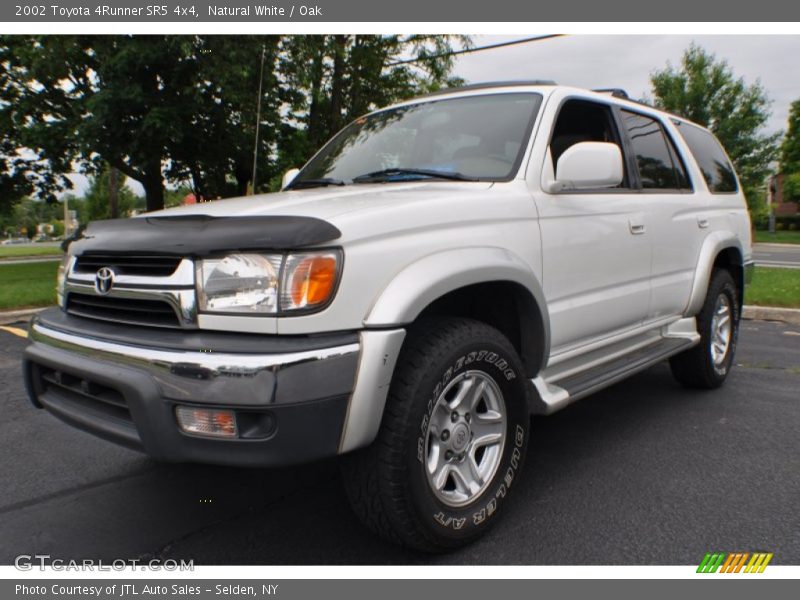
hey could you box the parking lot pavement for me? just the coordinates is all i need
[754,243,800,268]
[0,320,798,566]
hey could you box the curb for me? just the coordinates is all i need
[753,242,800,248]
[742,305,800,326]
[0,306,48,326]
[0,256,61,264]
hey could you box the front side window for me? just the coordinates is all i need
[674,121,738,193]
[549,99,629,188]
[621,110,691,191]
[291,93,543,187]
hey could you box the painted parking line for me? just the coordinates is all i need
[0,325,27,339]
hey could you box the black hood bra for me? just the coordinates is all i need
[65,215,342,256]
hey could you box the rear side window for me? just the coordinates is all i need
[620,110,691,191]
[674,122,738,193]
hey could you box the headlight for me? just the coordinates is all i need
[196,251,341,315]
[197,254,282,314]
[56,254,70,308]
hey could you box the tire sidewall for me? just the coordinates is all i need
[403,336,529,547]
[704,274,739,382]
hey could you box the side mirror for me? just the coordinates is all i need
[281,168,300,190]
[545,142,623,193]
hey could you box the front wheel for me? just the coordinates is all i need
[670,268,740,389]
[340,317,530,553]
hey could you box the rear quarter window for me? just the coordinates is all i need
[674,122,738,193]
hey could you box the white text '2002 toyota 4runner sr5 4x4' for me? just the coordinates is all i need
[24,82,753,552]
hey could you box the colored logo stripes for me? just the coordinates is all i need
[697,552,773,573]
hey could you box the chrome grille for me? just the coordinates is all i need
[66,292,182,328]
[74,254,182,277]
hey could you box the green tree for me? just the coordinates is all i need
[1,36,184,211]
[1,35,468,211]
[278,35,468,184]
[780,99,800,176]
[81,166,137,222]
[650,44,780,210]
[782,172,800,202]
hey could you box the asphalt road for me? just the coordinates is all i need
[0,320,798,565]
[753,243,800,269]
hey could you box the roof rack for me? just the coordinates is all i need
[593,88,664,110]
[593,88,629,99]
[414,80,557,100]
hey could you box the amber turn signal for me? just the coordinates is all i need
[281,252,339,310]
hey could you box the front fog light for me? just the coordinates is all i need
[176,406,238,438]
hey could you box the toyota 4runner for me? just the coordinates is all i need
[23,82,754,552]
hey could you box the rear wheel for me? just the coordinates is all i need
[670,269,740,389]
[341,317,530,552]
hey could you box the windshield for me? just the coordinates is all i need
[290,92,543,187]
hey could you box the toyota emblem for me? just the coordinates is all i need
[94,267,116,295]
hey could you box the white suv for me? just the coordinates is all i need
[24,82,753,552]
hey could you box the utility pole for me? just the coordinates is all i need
[251,44,267,195]
[63,193,70,237]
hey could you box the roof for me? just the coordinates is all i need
[412,80,557,100]
[396,81,708,132]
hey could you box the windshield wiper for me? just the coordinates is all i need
[352,168,479,183]
[288,177,346,190]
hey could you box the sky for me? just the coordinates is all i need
[454,34,798,134]
[68,34,799,198]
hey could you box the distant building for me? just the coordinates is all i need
[768,173,799,215]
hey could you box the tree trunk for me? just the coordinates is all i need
[108,167,120,218]
[143,174,164,212]
[107,156,164,212]
[329,35,348,137]
[307,38,326,148]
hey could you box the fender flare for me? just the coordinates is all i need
[363,246,550,373]
[685,231,744,316]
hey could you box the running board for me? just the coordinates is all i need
[530,336,696,415]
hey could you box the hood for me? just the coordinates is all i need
[146,181,499,245]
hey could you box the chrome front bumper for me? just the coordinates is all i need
[23,310,368,466]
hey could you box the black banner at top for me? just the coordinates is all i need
[3,0,800,22]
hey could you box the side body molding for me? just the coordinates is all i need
[363,246,550,373]
[685,230,744,317]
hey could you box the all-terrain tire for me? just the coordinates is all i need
[340,317,530,553]
[669,269,740,389]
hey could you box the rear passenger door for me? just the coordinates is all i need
[617,109,704,322]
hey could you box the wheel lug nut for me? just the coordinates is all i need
[445,450,454,460]
[451,412,458,422]
[441,430,450,441]
[465,413,471,422]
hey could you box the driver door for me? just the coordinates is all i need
[534,96,652,354]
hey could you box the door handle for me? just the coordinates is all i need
[629,221,646,235]
[697,217,710,229]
